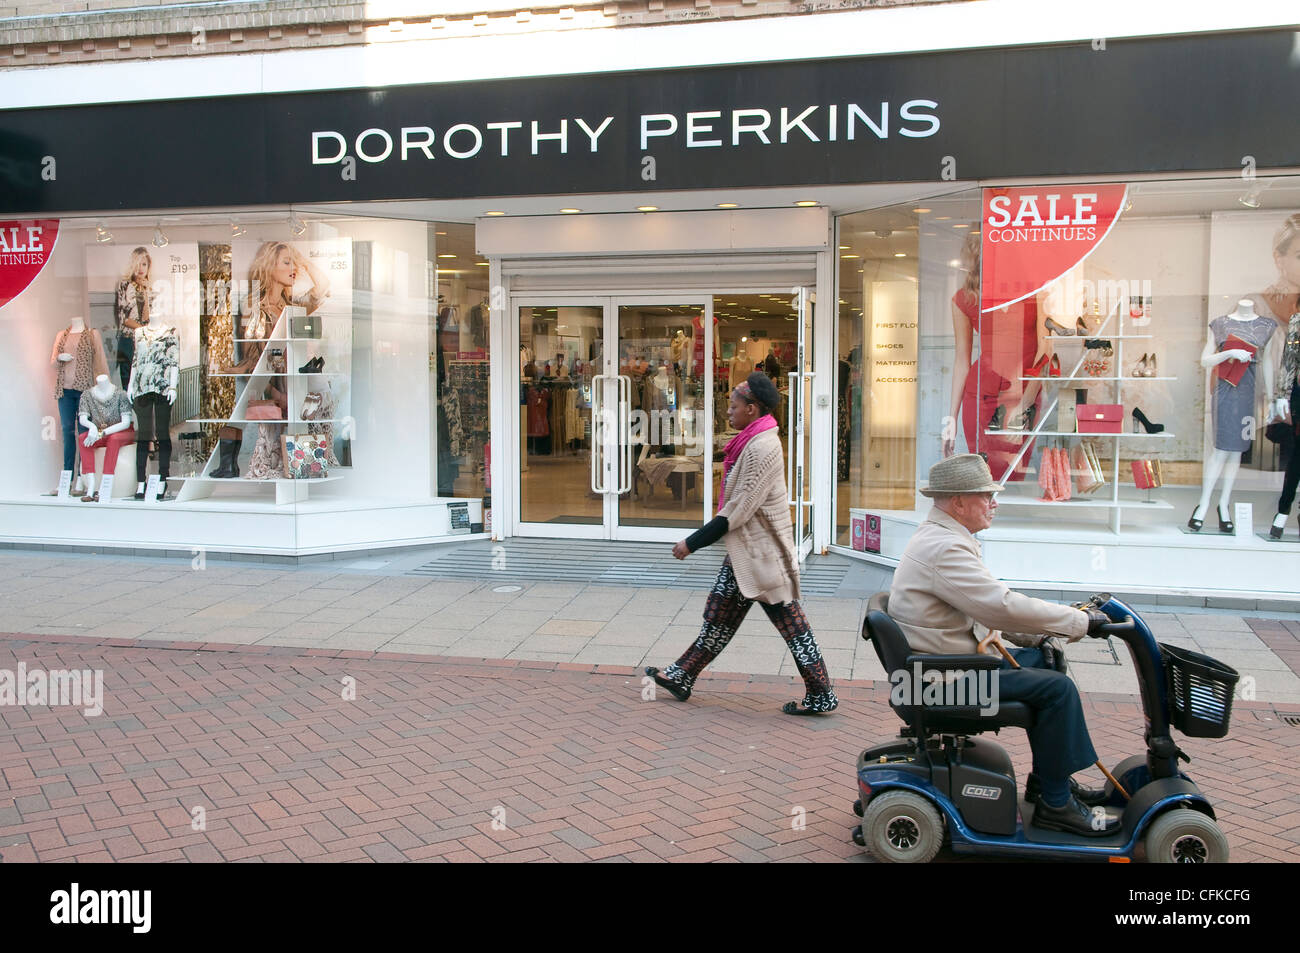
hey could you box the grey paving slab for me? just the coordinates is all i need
[323,632,399,651]
[535,619,606,637]
[385,629,464,649]
[515,633,594,654]
[1175,614,1253,632]
[589,624,666,647]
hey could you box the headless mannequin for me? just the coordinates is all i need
[1191,299,1279,531]
[53,316,97,490]
[78,375,134,497]
[127,324,180,500]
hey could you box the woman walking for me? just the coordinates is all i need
[646,372,838,715]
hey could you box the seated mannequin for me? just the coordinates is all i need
[77,375,136,502]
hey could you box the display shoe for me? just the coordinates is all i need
[1075,316,1090,335]
[1031,795,1119,837]
[1049,354,1062,378]
[988,405,1007,431]
[1007,404,1037,432]
[1270,516,1287,540]
[1145,354,1157,377]
[80,492,99,503]
[1025,353,1050,378]
[1187,507,1204,532]
[1131,408,1164,434]
[298,356,324,374]
[1218,503,1234,534]
[211,438,241,478]
[1044,317,1075,336]
[1131,354,1148,378]
[1024,773,1108,808]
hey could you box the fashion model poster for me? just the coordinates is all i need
[84,242,201,382]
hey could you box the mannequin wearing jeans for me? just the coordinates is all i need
[77,375,136,501]
[51,317,108,489]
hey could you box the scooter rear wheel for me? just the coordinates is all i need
[1142,809,1229,863]
[861,790,944,864]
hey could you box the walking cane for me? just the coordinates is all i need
[978,630,1131,802]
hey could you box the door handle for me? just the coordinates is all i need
[618,375,632,494]
[787,372,798,506]
[590,374,607,493]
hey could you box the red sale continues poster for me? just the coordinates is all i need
[979,186,1127,313]
[0,219,59,309]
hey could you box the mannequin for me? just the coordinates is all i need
[670,330,686,364]
[51,316,108,491]
[1189,299,1278,532]
[127,323,180,500]
[1270,308,1300,538]
[77,375,136,502]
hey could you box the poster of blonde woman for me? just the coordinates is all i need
[226,239,353,479]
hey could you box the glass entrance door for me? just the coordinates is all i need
[514,297,714,541]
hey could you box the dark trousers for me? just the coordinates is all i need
[56,389,83,473]
[133,393,172,482]
[663,559,837,711]
[1278,382,1300,515]
[116,334,134,389]
[999,647,1098,781]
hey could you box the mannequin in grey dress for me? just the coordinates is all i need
[1188,299,1279,533]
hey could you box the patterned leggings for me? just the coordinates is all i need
[663,559,838,712]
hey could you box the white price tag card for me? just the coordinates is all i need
[56,470,72,498]
[1234,502,1251,538]
[144,474,162,503]
[97,474,114,503]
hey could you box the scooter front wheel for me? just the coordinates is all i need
[861,790,944,864]
[1142,809,1229,863]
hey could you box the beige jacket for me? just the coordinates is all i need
[889,507,1088,657]
[718,429,800,605]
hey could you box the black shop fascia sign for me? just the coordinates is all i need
[2,29,1299,214]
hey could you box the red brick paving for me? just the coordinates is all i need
[0,632,1297,863]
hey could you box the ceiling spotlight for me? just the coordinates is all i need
[289,213,307,236]
[151,224,169,248]
[1238,181,1267,209]
[95,223,113,244]
[230,219,247,238]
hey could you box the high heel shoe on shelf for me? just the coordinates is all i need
[1131,408,1164,434]
[1007,405,1038,432]
[1044,318,1075,336]
[298,355,324,374]
[1049,354,1061,378]
[1075,316,1090,335]
[988,405,1007,431]
[1026,353,1050,378]
[1217,504,1234,534]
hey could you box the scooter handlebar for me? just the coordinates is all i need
[1089,615,1135,638]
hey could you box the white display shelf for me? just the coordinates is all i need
[1018,376,1176,382]
[207,371,347,378]
[187,418,348,424]
[994,496,1174,510]
[1047,334,1154,341]
[986,429,1175,438]
[231,336,324,343]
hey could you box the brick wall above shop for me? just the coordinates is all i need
[0,0,958,69]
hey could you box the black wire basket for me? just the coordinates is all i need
[1159,643,1239,739]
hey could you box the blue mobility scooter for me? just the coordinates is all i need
[852,592,1239,862]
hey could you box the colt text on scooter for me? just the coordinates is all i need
[889,663,999,717]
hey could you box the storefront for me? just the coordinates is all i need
[2,28,1299,593]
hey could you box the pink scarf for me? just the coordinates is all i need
[717,414,778,511]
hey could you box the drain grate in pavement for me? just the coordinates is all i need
[408,539,850,595]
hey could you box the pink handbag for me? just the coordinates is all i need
[246,400,283,421]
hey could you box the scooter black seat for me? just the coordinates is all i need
[864,597,1037,736]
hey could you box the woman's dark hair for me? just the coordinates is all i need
[742,371,781,415]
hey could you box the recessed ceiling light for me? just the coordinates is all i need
[894,252,907,258]
[841,254,860,259]
[935,216,951,221]
[794,200,819,207]
[716,203,739,209]
[485,211,506,216]
[952,223,968,229]
[476,261,490,266]
[559,208,582,214]
[912,207,931,214]
[636,206,659,212]
[839,245,850,250]
[438,253,456,259]
[435,231,447,236]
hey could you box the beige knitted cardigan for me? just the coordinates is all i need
[717,428,800,604]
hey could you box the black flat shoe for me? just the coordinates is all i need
[1031,795,1119,837]
[1025,773,1107,807]
[644,666,690,702]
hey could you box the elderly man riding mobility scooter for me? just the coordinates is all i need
[851,455,1239,862]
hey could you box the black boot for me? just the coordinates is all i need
[212,438,241,478]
